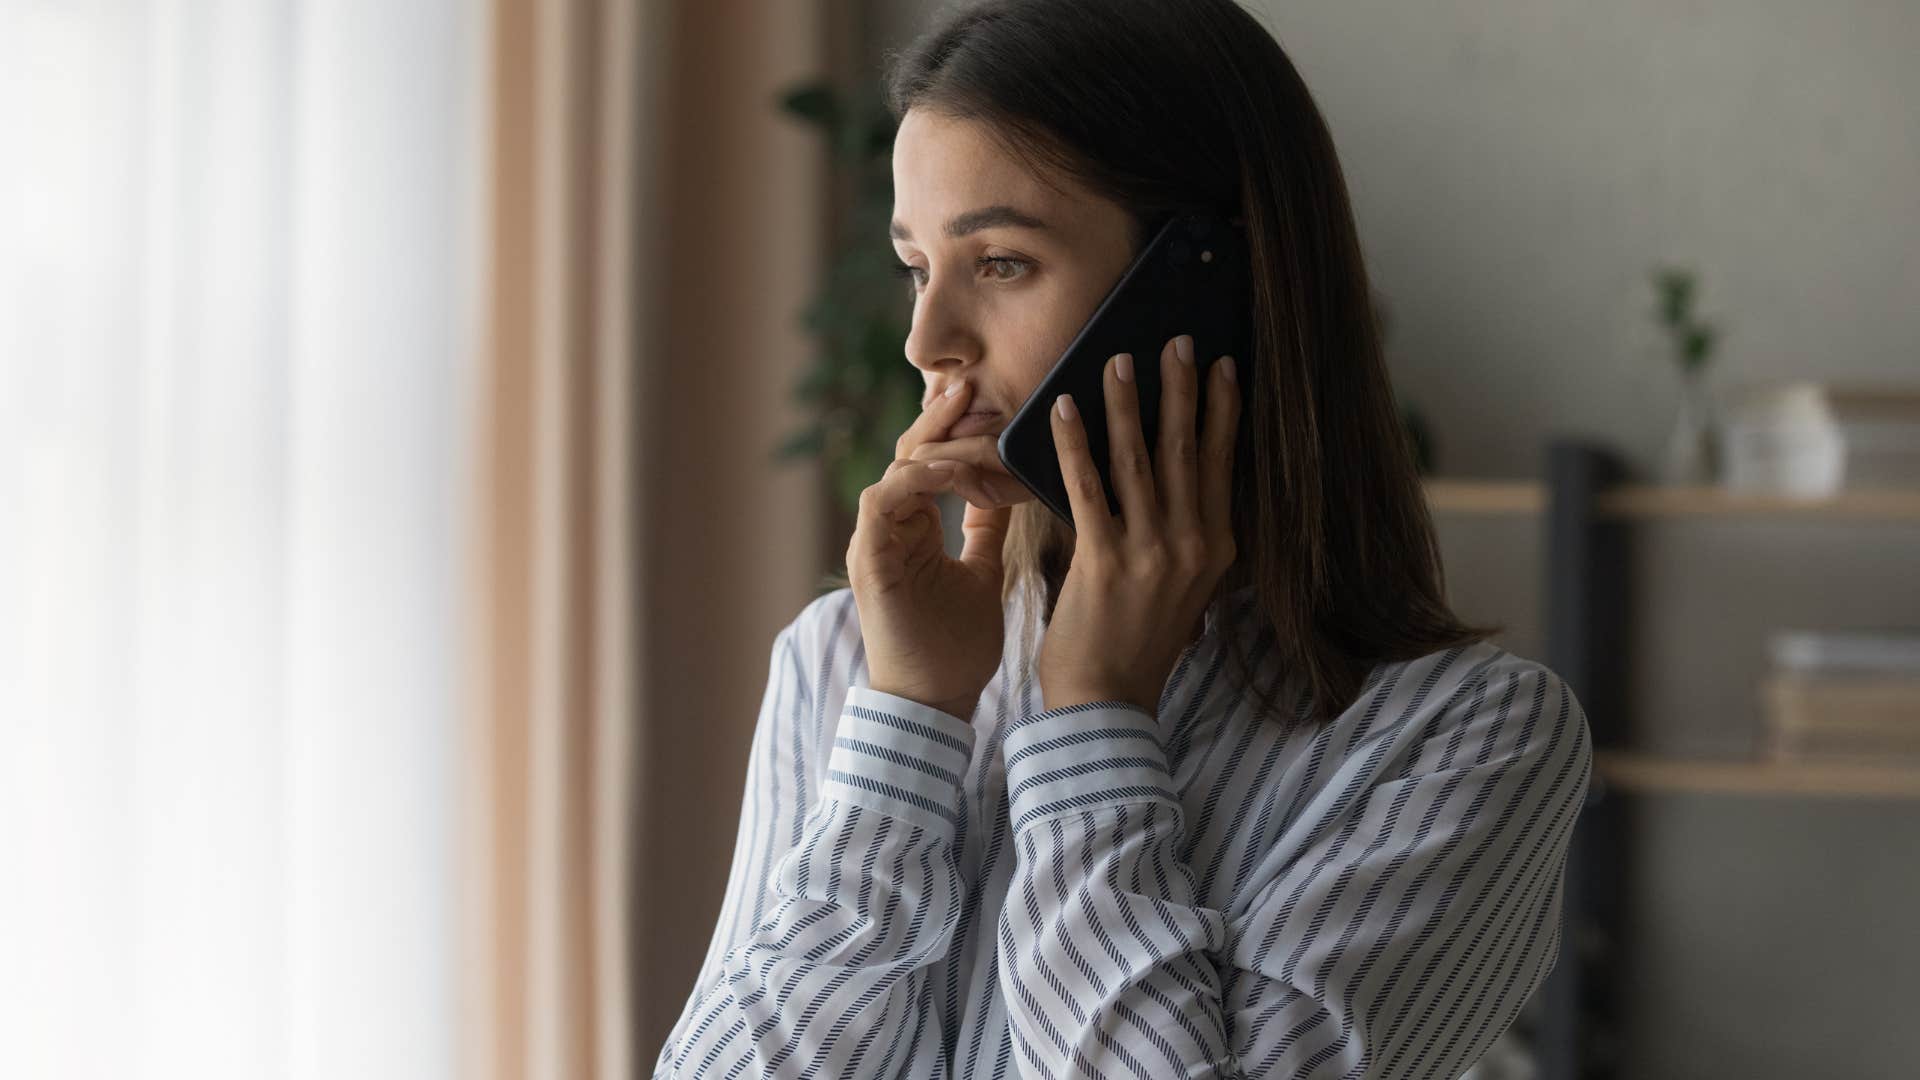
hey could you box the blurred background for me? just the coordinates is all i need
[2,1,1915,1078]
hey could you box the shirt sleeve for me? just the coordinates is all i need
[652,633,979,1080]
[993,658,1593,1079]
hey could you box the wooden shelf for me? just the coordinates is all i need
[1595,485,1920,521]
[1594,750,1920,799]
[1423,478,1920,522]
[1421,478,1545,515]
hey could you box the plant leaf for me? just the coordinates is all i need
[777,83,840,131]
[773,424,827,461]
[1653,266,1693,325]
[1683,325,1717,370]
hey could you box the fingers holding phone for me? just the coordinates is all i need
[991,210,1251,528]
[1153,333,1202,524]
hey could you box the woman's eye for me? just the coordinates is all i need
[888,261,927,291]
[976,255,1030,282]
[886,256,1030,294]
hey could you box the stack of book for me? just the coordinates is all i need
[1827,383,1920,489]
[1761,629,1920,762]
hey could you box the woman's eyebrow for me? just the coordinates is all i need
[889,204,1050,242]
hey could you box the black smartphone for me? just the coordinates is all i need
[995,209,1253,527]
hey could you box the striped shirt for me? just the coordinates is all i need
[652,583,1592,1079]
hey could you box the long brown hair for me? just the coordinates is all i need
[860,0,1500,726]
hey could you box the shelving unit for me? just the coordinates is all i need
[1593,751,1920,799]
[1421,478,1547,515]
[1425,476,1920,521]
[1422,449,1920,1079]
[1424,473,1920,805]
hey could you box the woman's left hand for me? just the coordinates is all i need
[1035,333,1241,716]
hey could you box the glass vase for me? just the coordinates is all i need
[1661,365,1719,485]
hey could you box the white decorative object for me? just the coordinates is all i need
[1718,380,1847,496]
[1769,628,1920,675]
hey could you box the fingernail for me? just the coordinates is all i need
[1219,355,1236,383]
[1175,335,1194,366]
[944,381,964,398]
[928,460,956,470]
[1114,353,1133,383]
[1056,393,1077,421]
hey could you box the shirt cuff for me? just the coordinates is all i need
[829,685,979,839]
[1000,700,1180,836]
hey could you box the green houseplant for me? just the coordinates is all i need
[770,80,922,513]
[1651,265,1720,484]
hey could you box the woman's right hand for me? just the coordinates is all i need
[845,380,1014,722]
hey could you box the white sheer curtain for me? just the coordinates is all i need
[0,2,483,1078]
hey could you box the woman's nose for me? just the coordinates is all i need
[902,285,980,378]
[904,326,972,381]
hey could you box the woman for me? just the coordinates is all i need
[655,1,1593,1076]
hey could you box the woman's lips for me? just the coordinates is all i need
[947,409,1004,438]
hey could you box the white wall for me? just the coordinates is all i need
[1254,0,1917,481]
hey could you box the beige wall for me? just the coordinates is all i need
[635,0,837,1061]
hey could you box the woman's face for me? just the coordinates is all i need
[889,108,1139,458]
